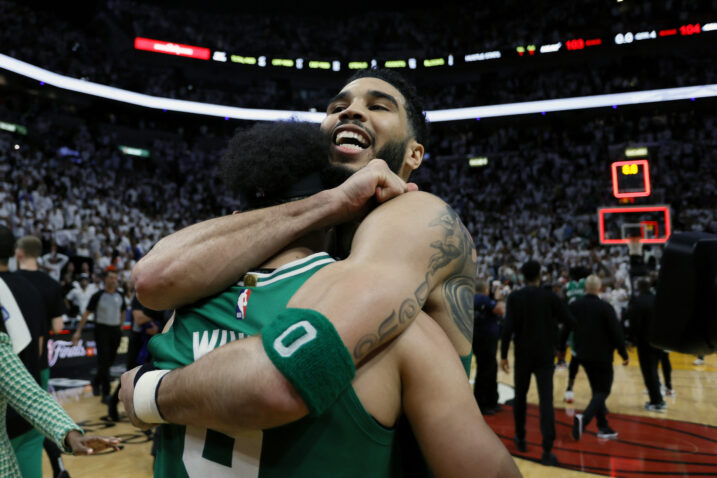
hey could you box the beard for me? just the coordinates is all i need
[321,137,409,190]
[375,138,409,175]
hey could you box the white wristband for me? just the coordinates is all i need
[134,370,171,424]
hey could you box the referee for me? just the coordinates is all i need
[500,260,573,466]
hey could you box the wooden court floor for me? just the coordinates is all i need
[42,349,717,477]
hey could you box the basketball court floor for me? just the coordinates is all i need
[42,349,717,477]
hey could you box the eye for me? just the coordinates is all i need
[369,104,389,111]
[329,105,345,113]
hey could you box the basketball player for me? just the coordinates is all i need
[123,72,516,474]
[135,121,519,477]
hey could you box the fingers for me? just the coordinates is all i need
[85,436,122,452]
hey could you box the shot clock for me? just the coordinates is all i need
[611,159,651,198]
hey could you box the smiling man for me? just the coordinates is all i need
[123,70,502,475]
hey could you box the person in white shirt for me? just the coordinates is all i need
[39,245,69,282]
[65,274,98,320]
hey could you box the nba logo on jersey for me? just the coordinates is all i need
[236,289,251,320]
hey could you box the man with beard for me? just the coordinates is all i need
[128,121,519,477]
[123,70,489,472]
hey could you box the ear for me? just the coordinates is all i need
[400,140,424,179]
[14,248,23,260]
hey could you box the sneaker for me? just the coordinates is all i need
[572,414,583,441]
[564,390,574,403]
[693,358,705,365]
[645,401,667,412]
[513,436,527,452]
[597,426,618,439]
[541,451,559,466]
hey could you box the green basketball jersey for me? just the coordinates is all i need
[149,252,400,478]
[565,278,586,304]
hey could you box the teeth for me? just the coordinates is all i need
[339,143,364,151]
[335,130,368,147]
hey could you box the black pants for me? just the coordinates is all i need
[659,350,672,390]
[581,360,614,430]
[109,331,144,411]
[638,344,663,404]
[513,361,555,452]
[567,355,581,390]
[473,331,499,410]
[94,324,122,396]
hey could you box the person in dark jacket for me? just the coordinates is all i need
[560,275,629,441]
[500,260,573,466]
[473,279,505,415]
[626,279,667,412]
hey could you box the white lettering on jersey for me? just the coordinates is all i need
[193,329,246,361]
[193,330,220,360]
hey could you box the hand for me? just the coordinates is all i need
[65,430,121,455]
[333,159,418,222]
[119,365,151,429]
[500,359,510,374]
[71,331,81,346]
[145,321,160,336]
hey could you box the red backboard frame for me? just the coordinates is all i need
[611,159,651,198]
[598,205,671,244]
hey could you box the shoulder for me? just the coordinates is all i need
[360,191,463,235]
[350,191,474,263]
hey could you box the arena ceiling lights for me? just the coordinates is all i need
[1,53,717,123]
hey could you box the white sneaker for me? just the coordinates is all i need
[564,390,574,403]
[693,358,705,365]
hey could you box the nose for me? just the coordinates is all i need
[338,99,367,122]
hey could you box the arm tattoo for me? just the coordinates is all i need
[442,275,475,341]
[352,205,476,360]
[354,311,397,360]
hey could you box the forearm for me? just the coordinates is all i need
[75,312,90,333]
[133,189,344,310]
[157,336,308,433]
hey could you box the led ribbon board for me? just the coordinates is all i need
[611,159,651,198]
[134,37,210,60]
[598,205,671,244]
[2,54,717,122]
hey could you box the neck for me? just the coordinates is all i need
[18,258,39,271]
[527,280,540,287]
[260,230,328,269]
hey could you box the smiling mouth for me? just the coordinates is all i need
[332,130,371,151]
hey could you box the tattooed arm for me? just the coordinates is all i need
[124,191,476,430]
[288,190,476,361]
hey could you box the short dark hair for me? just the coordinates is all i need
[345,68,428,147]
[0,226,14,264]
[521,260,541,282]
[221,121,343,210]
